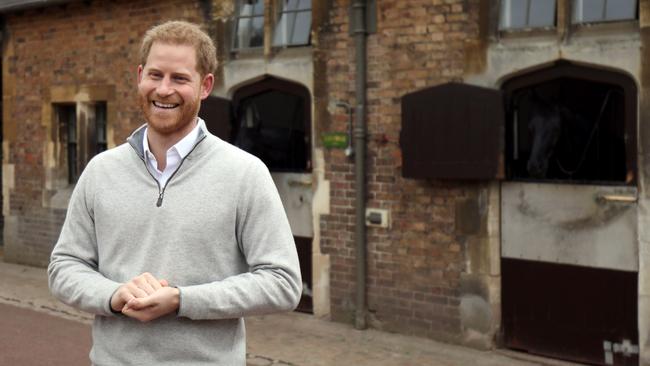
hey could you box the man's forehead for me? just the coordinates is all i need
[145,42,198,66]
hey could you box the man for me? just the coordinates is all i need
[48,20,302,365]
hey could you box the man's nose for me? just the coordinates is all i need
[155,77,174,97]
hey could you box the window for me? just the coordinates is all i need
[499,0,556,30]
[572,0,637,24]
[56,102,107,183]
[272,0,312,47]
[233,0,265,50]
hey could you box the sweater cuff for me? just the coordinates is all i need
[174,286,182,316]
[100,282,124,317]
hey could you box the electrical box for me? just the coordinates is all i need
[365,208,390,228]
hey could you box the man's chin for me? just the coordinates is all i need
[146,117,196,136]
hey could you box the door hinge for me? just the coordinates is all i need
[604,340,639,365]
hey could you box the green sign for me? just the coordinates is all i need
[322,132,348,149]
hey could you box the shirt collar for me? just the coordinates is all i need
[142,118,205,160]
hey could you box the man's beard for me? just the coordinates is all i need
[138,93,200,135]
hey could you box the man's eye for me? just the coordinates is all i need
[174,76,189,82]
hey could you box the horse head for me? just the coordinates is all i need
[526,94,562,179]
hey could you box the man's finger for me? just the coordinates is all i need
[159,279,169,287]
[126,283,149,298]
[133,276,156,295]
[127,295,157,310]
[142,272,163,291]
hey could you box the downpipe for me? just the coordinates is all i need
[352,0,368,330]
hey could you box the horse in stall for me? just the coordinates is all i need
[524,90,609,181]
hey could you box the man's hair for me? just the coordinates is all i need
[140,20,217,77]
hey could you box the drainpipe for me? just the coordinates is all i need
[352,0,368,331]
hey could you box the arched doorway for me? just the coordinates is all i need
[500,61,639,365]
[202,76,314,313]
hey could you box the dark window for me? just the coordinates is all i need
[572,0,637,24]
[95,102,107,153]
[503,63,637,185]
[56,102,108,183]
[233,0,265,50]
[57,104,77,183]
[232,77,311,172]
[499,0,556,30]
[272,0,312,47]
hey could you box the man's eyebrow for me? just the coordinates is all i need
[171,71,193,78]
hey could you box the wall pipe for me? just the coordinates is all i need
[352,0,368,330]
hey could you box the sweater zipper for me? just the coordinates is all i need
[135,135,207,207]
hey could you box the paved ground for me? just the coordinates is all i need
[0,258,582,366]
[0,303,91,366]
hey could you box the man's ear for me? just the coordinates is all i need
[137,65,144,84]
[200,73,215,100]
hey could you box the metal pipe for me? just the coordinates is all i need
[352,0,368,331]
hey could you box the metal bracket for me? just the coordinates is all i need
[604,340,639,365]
[596,194,637,204]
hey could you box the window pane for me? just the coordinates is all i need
[605,0,636,21]
[273,12,290,46]
[297,0,311,10]
[528,0,555,27]
[291,11,311,45]
[573,0,606,23]
[239,2,254,16]
[500,0,556,29]
[234,18,251,49]
[250,16,264,47]
[240,0,264,16]
[499,0,529,29]
[233,0,264,49]
[287,0,299,11]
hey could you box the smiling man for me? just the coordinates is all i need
[48,21,302,366]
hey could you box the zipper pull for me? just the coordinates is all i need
[156,192,164,207]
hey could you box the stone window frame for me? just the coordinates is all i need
[490,0,640,41]
[228,0,313,57]
[42,85,115,210]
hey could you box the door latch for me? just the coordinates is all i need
[603,340,639,365]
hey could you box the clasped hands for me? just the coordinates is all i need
[110,272,180,322]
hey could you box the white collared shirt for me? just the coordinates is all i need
[142,120,203,187]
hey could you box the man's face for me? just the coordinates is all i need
[137,42,213,136]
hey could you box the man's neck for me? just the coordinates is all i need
[146,118,198,171]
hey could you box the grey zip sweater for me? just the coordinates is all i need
[48,124,302,365]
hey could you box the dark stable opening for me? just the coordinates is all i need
[232,90,309,172]
[506,78,630,185]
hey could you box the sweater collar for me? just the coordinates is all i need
[127,118,208,160]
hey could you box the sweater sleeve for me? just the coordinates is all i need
[177,159,302,319]
[48,160,122,317]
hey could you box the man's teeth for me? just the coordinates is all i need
[152,101,178,109]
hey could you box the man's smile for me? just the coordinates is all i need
[152,101,179,109]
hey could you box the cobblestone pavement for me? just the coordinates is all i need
[0,258,582,366]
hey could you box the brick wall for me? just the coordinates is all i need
[316,0,484,342]
[2,0,205,265]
